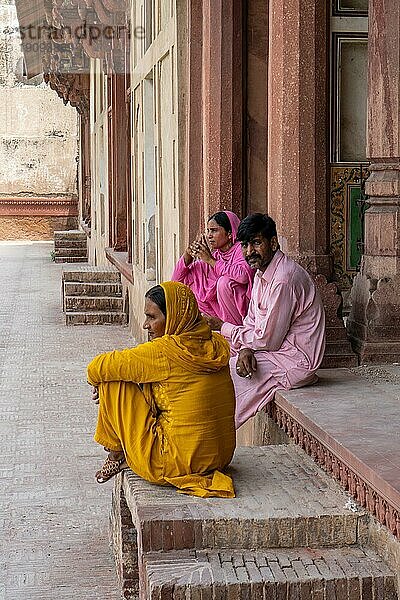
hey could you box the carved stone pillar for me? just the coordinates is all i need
[202,0,243,217]
[267,0,330,277]
[347,0,400,363]
[267,0,357,367]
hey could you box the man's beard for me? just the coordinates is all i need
[246,254,261,267]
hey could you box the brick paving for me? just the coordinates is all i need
[0,242,135,599]
[144,547,397,599]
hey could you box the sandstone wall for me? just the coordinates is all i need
[0,216,78,240]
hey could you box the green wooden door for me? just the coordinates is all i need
[329,3,368,291]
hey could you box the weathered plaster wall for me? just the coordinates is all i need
[0,89,78,195]
[0,215,78,240]
[0,0,78,239]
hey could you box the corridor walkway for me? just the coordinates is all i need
[0,242,134,599]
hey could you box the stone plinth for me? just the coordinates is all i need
[314,275,358,368]
[349,268,400,363]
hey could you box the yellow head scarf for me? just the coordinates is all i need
[153,281,230,373]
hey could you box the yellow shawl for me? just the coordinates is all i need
[153,281,231,373]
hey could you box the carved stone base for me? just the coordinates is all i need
[348,272,400,364]
[349,340,400,365]
[313,274,358,368]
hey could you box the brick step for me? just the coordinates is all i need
[65,295,123,312]
[54,229,86,240]
[119,445,366,554]
[113,446,398,598]
[55,247,87,257]
[143,547,397,600]
[64,281,122,297]
[54,239,87,249]
[65,311,126,325]
[55,256,88,263]
[62,266,121,283]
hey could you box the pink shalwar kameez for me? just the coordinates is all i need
[171,211,254,325]
[221,250,325,428]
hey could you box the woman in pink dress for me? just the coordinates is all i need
[172,211,254,325]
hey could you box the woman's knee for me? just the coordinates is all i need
[99,380,143,400]
[216,275,233,298]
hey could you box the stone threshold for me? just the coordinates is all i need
[267,367,400,540]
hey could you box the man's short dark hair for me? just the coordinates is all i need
[236,213,277,243]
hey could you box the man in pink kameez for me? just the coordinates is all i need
[204,213,325,428]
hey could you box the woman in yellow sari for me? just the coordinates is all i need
[87,281,236,498]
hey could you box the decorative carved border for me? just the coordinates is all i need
[330,165,369,290]
[267,402,400,540]
[0,196,78,216]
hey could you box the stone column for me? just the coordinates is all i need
[179,0,244,249]
[347,0,400,363]
[177,0,204,243]
[202,0,243,218]
[267,0,356,367]
[267,0,330,277]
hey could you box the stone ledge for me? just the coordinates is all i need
[65,311,126,325]
[61,265,120,282]
[112,445,400,598]
[105,248,134,284]
[65,295,123,311]
[54,229,86,238]
[268,367,400,540]
[54,256,88,263]
[64,281,122,296]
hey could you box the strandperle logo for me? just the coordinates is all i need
[5,22,145,44]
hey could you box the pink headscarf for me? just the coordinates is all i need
[204,210,254,302]
[212,210,240,259]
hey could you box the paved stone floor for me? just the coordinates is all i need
[0,242,134,599]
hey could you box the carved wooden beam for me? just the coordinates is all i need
[102,0,126,13]
[92,0,112,25]
[19,0,129,76]
[44,71,90,117]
